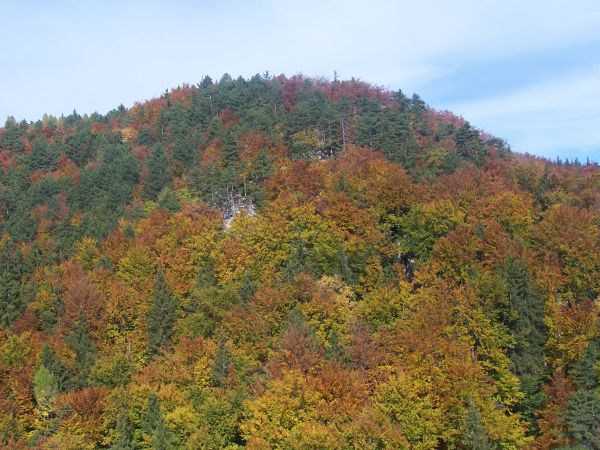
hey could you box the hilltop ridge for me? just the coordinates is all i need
[0,74,599,449]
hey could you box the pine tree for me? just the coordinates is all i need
[144,144,172,200]
[382,110,419,170]
[253,149,274,182]
[65,313,97,388]
[461,401,495,449]
[111,411,133,450]
[500,258,546,427]
[157,187,180,212]
[455,122,487,165]
[144,393,172,450]
[563,336,600,448]
[563,389,600,448]
[573,336,600,390]
[0,246,25,327]
[153,411,172,450]
[40,345,70,392]
[325,329,350,366]
[211,333,232,387]
[147,271,178,355]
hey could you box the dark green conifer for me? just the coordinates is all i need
[111,411,133,450]
[211,333,233,387]
[147,271,178,355]
[65,313,97,388]
[462,401,495,449]
[144,144,172,200]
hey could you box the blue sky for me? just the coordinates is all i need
[2,0,599,161]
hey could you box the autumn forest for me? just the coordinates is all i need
[0,74,599,449]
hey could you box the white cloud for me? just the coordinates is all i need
[446,68,600,157]
[1,0,600,159]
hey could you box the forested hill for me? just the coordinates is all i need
[0,74,599,449]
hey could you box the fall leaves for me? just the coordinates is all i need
[0,74,599,448]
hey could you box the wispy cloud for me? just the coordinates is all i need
[1,0,599,160]
[446,68,600,159]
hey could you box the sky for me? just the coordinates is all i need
[2,0,600,161]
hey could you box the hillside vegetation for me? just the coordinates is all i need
[0,74,599,449]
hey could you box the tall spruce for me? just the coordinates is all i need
[111,411,133,450]
[144,144,172,200]
[147,270,178,355]
[40,345,70,392]
[211,333,233,387]
[499,258,546,426]
[65,313,97,388]
[564,336,600,448]
[461,401,495,449]
[144,393,172,450]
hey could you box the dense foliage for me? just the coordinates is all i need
[0,73,599,449]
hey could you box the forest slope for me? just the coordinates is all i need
[0,74,599,449]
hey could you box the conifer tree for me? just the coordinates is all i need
[144,144,172,200]
[40,345,70,392]
[211,333,233,387]
[0,246,25,327]
[563,389,600,448]
[65,313,97,388]
[157,187,180,212]
[461,401,495,449]
[147,271,178,355]
[144,393,172,450]
[500,258,546,426]
[564,336,600,448]
[111,411,133,450]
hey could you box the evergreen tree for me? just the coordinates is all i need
[111,411,133,450]
[136,127,154,146]
[325,329,350,366]
[253,149,274,182]
[157,187,180,212]
[564,336,600,448]
[147,271,178,355]
[500,258,546,427]
[172,137,194,166]
[455,121,487,165]
[382,110,419,170]
[144,144,172,200]
[40,345,70,392]
[211,333,233,387]
[0,246,25,328]
[144,393,172,450]
[461,401,495,449]
[65,313,97,388]
[355,100,382,149]
[563,389,600,448]
[502,259,546,374]
[573,336,600,390]
[33,365,58,407]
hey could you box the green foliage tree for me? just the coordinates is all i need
[65,313,98,388]
[144,144,172,200]
[33,365,58,416]
[147,271,178,355]
[0,246,26,327]
[455,121,487,165]
[40,345,70,392]
[461,401,495,450]
[144,393,172,450]
[563,389,600,448]
[157,187,180,212]
[211,333,233,387]
[499,258,547,426]
[111,411,133,450]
